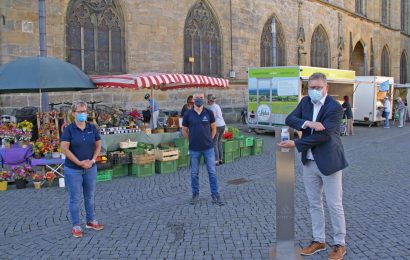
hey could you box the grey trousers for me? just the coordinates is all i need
[302,160,346,245]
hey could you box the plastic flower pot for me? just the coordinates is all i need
[0,181,7,191]
[33,181,41,190]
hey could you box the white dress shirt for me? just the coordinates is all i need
[305,94,327,160]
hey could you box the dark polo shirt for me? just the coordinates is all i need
[61,123,101,169]
[182,107,215,151]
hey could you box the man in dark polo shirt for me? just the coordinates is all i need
[182,92,224,206]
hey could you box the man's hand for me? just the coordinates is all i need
[277,140,295,148]
[79,160,93,169]
[305,121,325,131]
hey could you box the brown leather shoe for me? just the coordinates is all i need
[300,241,326,256]
[328,245,346,260]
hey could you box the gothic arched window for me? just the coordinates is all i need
[381,0,390,25]
[260,16,286,67]
[400,51,408,84]
[311,26,330,68]
[381,46,390,76]
[401,0,409,33]
[356,0,365,15]
[184,1,222,76]
[67,0,125,74]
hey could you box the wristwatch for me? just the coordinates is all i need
[92,159,96,164]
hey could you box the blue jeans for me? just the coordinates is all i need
[213,126,225,161]
[64,165,97,226]
[384,112,390,127]
[189,148,218,196]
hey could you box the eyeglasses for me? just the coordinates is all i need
[75,110,87,113]
[308,86,325,91]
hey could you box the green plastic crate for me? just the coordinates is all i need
[123,147,144,155]
[176,146,188,156]
[112,165,129,178]
[222,140,235,153]
[174,137,188,148]
[137,142,147,148]
[223,152,234,163]
[245,137,254,147]
[254,138,263,147]
[233,149,240,159]
[131,163,155,177]
[236,136,246,148]
[240,147,251,157]
[251,146,263,155]
[155,160,177,174]
[96,169,113,182]
[177,155,189,168]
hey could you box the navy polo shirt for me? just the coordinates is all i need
[182,108,215,151]
[61,123,101,169]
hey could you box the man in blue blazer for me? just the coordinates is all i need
[278,73,348,260]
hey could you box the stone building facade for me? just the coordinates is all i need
[0,0,409,122]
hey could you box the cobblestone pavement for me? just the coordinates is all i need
[0,124,409,259]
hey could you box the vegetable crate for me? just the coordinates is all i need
[240,147,251,157]
[245,137,254,147]
[155,148,179,161]
[254,138,263,147]
[132,154,155,165]
[223,152,234,164]
[251,146,263,155]
[174,138,188,148]
[97,169,113,182]
[123,147,144,155]
[177,155,189,168]
[131,163,155,178]
[155,160,177,174]
[236,136,245,148]
[222,140,237,153]
[112,165,129,178]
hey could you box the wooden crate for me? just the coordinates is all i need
[155,148,179,161]
[132,154,155,165]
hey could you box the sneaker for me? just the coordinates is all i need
[190,193,199,205]
[85,220,104,231]
[72,225,83,238]
[328,244,346,260]
[300,241,326,256]
[211,194,224,206]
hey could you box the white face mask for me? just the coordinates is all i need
[308,89,323,103]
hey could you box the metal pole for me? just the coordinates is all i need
[39,0,48,112]
[271,18,277,66]
[270,127,302,260]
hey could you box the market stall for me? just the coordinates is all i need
[247,66,356,131]
[354,76,394,125]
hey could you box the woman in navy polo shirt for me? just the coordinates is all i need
[60,101,103,238]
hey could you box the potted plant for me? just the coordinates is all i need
[31,172,44,190]
[11,164,32,189]
[0,171,11,191]
[45,171,56,186]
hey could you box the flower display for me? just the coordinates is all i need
[128,109,142,121]
[98,113,112,126]
[45,171,56,183]
[31,172,45,182]
[17,120,33,132]
[10,164,32,180]
[0,171,11,182]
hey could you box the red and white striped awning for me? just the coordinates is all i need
[90,73,229,90]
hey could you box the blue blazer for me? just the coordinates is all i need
[285,95,348,176]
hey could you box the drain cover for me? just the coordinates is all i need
[226,178,251,185]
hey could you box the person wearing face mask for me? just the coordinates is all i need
[180,95,194,117]
[278,73,348,260]
[182,92,224,206]
[60,101,103,238]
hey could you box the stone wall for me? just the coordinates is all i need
[0,0,409,122]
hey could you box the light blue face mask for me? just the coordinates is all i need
[76,113,87,122]
[308,89,323,103]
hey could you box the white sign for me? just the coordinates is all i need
[277,80,298,96]
[257,104,271,122]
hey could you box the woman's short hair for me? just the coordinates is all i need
[71,101,87,113]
